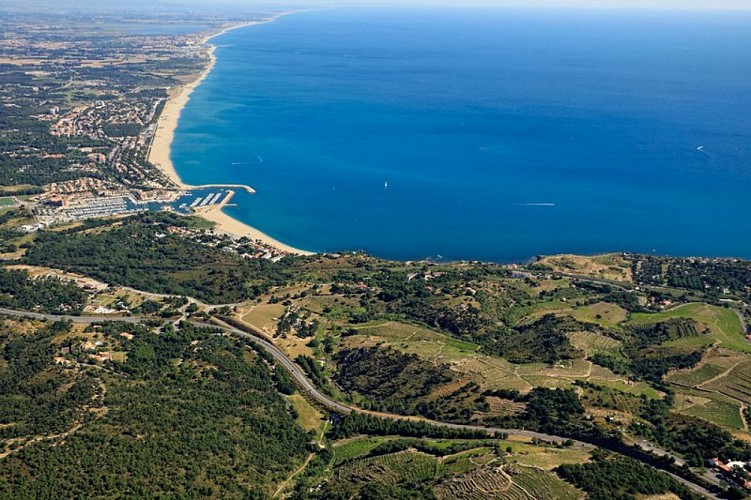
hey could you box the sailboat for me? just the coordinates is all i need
[384,181,388,188]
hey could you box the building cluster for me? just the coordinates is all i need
[45,177,120,195]
[54,335,130,367]
[23,183,183,228]
[50,99,158,141]
[0,11,219,190]
[47,100,168,188]
[165,224,289,261]
[1,11,299,260]
[710,458,751,491]
[108,136,162,186]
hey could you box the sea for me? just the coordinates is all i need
[171,7,751,262]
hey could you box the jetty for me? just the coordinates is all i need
[187,183,255,194]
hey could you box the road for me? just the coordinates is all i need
[0,307,717,498]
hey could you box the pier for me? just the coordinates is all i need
[187,183,255,194]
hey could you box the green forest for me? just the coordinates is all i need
[0,317,310,497]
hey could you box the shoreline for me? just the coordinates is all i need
[148,12,313,256]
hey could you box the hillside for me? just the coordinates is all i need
[2,211,751,496]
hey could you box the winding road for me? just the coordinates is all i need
[0,306,717,498]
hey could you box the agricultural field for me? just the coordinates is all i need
[511,299,573,325]
[341,324,658,401]
[240,303,286,334]
[330,449,437,485]
[0,184,37,193]
[211,250,751,472]
[502,442,591,470]
[668,349,747,388]
[570,302,628,328]
[277,336,316,359]
[567,330,622,356]
[701,360,751,404]
[333,437,391,465]
[673,390,745,431]
[286,393,326,436]
[320,436,588,499]
[352,320,479,356]
[87,291,137,312]
[0,205,34,230]
[629,303,748,353]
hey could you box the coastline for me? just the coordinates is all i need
[148,12,313,256]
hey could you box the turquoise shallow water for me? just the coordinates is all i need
[172,8,751,262]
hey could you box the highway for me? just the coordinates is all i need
[0,306,718,498]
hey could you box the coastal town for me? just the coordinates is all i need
[0,7,303,258]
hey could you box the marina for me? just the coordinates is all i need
[28,187,237,229]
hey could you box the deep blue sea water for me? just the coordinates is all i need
[172,8,751,262]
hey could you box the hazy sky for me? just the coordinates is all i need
[3,0,750,11]
[214,0,751,8]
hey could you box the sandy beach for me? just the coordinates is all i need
[195,204,311,255]
[148,13,313,255]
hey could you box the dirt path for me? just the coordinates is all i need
[741,403,749,432]
[497,467,534,499]
[698,359,746,388]
[273,453,313,498]
[0,376,107,460]
[350,321,394,330]
[272,420,328,498]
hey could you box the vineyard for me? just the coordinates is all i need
[434,465,582,500]
[329,450,436,486]
[668,349,751,429]
[568,330,622,356]
[352,320,479,355]
[667,349,744,388]
[629,303,747,353]
[702,360,751,404]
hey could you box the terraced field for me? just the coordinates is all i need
[350,327,658,399]
[512,300,573,325]
[672,386,745,430]
[437,449,496,477]
[508,445,591,470]
[353,321,479,355]
[326,437,592,498]
[629,303,748,353]
[668,349,747,388]
[434,465,582,500]
[332,437,389,465]
[512,466,583,499]
[434,466,514,499]
[702,361,751,405]
[679,395,744,430]
[483,396,526,417]
[330,450,436,485]
[568,330,622,355]
[667,349,751,430]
